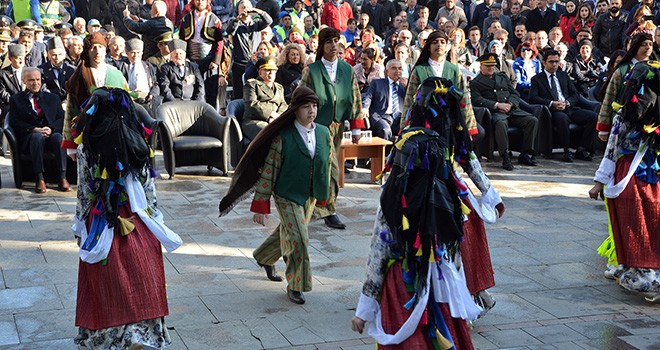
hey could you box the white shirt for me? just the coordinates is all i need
[12,67,24,90]
[385,77,397,114]
[428,58,445,78]
[90,64,107,88]
[294,120,316,158]
[321,57,338,83]
[544,70,566,102]
[129,62,150,93]
[193,10,207,43]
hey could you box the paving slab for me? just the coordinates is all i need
[479,328,544,348]
[0,315,19,346]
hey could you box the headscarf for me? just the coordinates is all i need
[316,27,340,61]
[66,32,108,109]
[219,86,320,215]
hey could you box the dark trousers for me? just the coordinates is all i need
[231,62,247,100]
[21,132,66,177]
[493,112,538,156]
[551,108,597,150]
[370,114,396,141]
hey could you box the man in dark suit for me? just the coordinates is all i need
[157,39,205,102]
[470,53,538,171]
[117,38,160,114]
[122,0,174,59]
[38,37,74,102]
[525,0,560,34]
[361,59,404,141]
[529,49,597,162]
[9,67,69,193]
[471,0,494,30]
[18,30,46,68]
[74,0,111,25]
[0,44,27,116]
[466,25,488,58]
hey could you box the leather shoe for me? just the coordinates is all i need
[287,289,305,304]
[35,180,47,194]
[258,263,283,282]
[575,149,593,161]
[324,214,346,229]
[58,179,72,192]
[562,150,574,162]
[502,156,514,171]
[518,152,538,166]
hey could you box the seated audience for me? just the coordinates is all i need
[275,43,306,102]
[529,49,597,162]
[38,37,74,102]
[448,26,472,67]
[512,42,542,96]
[571,39,605,97]
[0,44,27,115]
[353,47,384,93]
[9,67,69,193]
[64,36,83,66]
[118,38,160,112]
[243,56,287,140]
[148,31,172,68]
[555,41,574,76]
[569,3,595,44]
[470,53,538,171]
[361,59,405,141]
[466,25,488,58]
[157,39,205,102]
[393,42,413,86]
[559,0,577,44]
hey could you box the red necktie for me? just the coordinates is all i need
[33,95,43,117]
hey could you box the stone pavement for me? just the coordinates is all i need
[0,152,659,350]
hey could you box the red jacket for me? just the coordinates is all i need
[321,1,353,32]
[559,15,576,45]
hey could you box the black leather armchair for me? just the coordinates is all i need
[3,113,77,189]
[156,101,241,178]
[225,99,248,166]
[483,101,552,159]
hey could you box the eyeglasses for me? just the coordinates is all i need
[521,48,531,52]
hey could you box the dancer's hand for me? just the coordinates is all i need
[351,316,366,334]
[253,213,268,225]
[598,133,609,142]
[495,202,505,217]
[589,182,604,200]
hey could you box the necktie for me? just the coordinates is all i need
[33,95,44,121]
[391,81,399,116]
[550,74,559,100]
[129,64,137,91]
[15,69,23,90]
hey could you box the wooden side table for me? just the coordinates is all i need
[338,137,392,187]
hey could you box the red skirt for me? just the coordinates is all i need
[379,261,474,350]
[461,199,495,295]
[76,204,169,330]
[608,154,660,269]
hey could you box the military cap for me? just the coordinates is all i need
[34,24,44,33]
[0,16,13,28]
[257,56,278,70]
[477,53,499,66]
[17,19,36,30]
[156,31,173,43]
[0,28,11,42]
[53,22,73,30]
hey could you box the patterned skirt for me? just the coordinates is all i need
[460,200,496,295]
[75,204,171,348]
[608,154,660,293]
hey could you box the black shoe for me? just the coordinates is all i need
[258,262,283,281]
[562,150,574,162]
[518,152,538,166]
[287,289,305,304]
[502,156,514,171]
[344,161,355,169]
[324,214,346,229]
[575,149,593,161]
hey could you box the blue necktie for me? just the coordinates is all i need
[391,81,399,117]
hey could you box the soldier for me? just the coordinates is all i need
[148,31,172,68]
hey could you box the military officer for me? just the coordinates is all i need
[242,56,288,140]
[148,31,172,68]
[469,53,538,171]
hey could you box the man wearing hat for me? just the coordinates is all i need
[273,11,293,44]
[117,38,160,113]
[0,28,13,69]
[61,31,129,154]
[157,39,205,102]
[529,49,597,163]
[9,66,68,193]
[0,44,27,115]
[122,1,174,59]
[148,31,172,68]
[482,2,513,39]
[179,0,230,110]
[470,53,539,171]
[489,38,516,85]
[38,36,74,102]
[243,56,288,140]
[86,19,101,35]
[300,27,366,229]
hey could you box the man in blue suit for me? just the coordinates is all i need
[361,59,405,141]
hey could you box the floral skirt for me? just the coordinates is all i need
[75,318,171,349]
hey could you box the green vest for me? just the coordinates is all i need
[305,60,354,126]
[39,1,60,29]
[11,0,32,22]
[274,124,331,206]
[414,61,460,86]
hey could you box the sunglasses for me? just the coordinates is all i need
[521,48,532,52]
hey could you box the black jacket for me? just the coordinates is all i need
[9,90,64,138]
[38,61,75,101]
[0,66,23,107]
[255,0,280,24]
[111,0,143,40]
[592,12,628,56]
[74,0,111,24]
[157,60,205,102]
[529,70,579,108]
[275,62,303,102]
[525,7,560,33]
[123,15,174,59]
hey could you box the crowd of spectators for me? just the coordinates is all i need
[1,0,660,179]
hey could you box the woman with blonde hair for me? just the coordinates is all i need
[276,43,306,102]
[448,27,471,67]
[625,5,656,37]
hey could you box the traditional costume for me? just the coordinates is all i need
[593,60,660,301]
[220,87,331,304]
[354,77,504,349]
[71,87,182,348]
[299,27,365,229]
